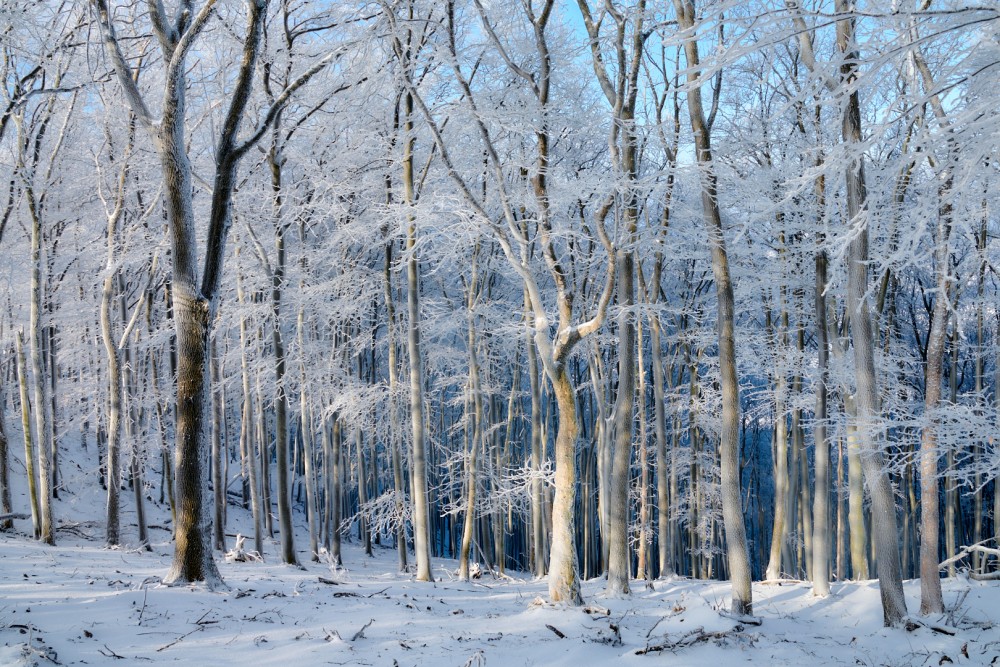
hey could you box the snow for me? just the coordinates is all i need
[1,444,998,666]
[1,533,998,666]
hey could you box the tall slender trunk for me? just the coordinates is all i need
[766,364,790,581]
[812,241,831,596]
[526,292,546,577]
[838,2,906,623]
[651,312,672,578]
[459,304,483,581]
[330,417,343,567]
[236,255,263,557]
[673,0,752,614]
[29,188,54,546]
[607,251,635,595]
[402,88,433,582]
[918,255,949,613]
[16,331,41,538]
[211,341,225,551]
[636,294,651,583]
[100,247,122,547]
[298,305,319,562]
[0,370,11,531]
[384,240,408,571]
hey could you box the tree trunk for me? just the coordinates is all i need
[29,188,54,546]
[673,0,752,614]
[0,370,11,531]
[384,239,408,572]
[607,251,635,596]
[459,306,483,581]
[236,255,264,557]
[210,340,225,552]
[100,253,122,547]
[812,243,831,596]
[16,331,41,539]
[403,88,433,582]
[547,366,584,604]
[838,3,906,622]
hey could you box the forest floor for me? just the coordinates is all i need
[1,443,999,665]
[1,530,998,666]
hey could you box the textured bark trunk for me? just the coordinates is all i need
[164,280,222,585]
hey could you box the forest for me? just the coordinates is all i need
[1,0,1000,664]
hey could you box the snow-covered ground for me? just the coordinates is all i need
[2,531,998,666]
[1,441,998,666]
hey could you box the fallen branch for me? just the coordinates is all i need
[318,577,341,586]
[545,624,566,639]
[637,625,747,655]
[938,540,1000,572]
[0,513,30,521]
[903,617,957,635]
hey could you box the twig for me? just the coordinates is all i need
[98,644,125,659]
[351,618,374,641]
[318,576,341,585]
[156,626,204,652]
[545,624,566,639]
[137,588,148,626]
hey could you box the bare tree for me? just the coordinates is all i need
[93,0,335,585]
